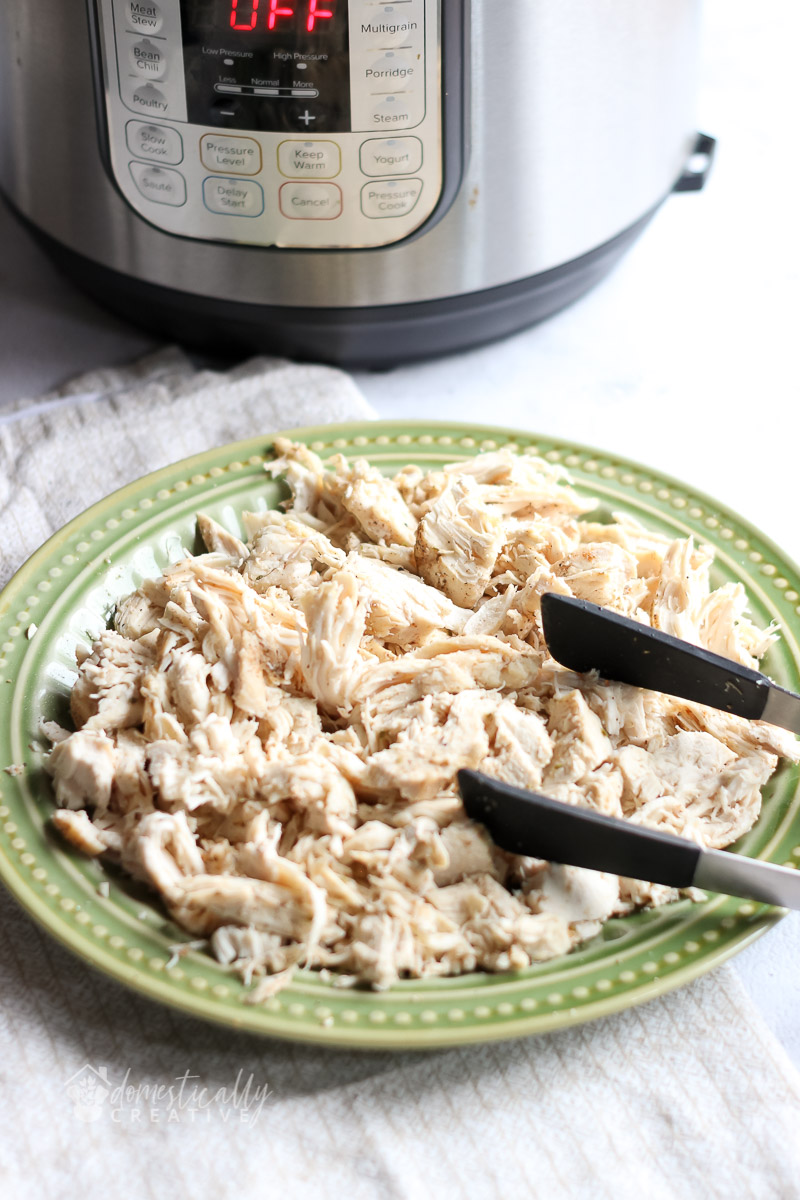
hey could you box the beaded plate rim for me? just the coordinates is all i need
[1,418,799,1049]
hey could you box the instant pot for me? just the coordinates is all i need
[0,1,714,367]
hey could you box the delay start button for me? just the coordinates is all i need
[361,178,422,218]
[129,162,186,206]
[279,182,342,220]
[201,133,262,176]
[203,177,264,216]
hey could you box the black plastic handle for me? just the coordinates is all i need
[673,132,717,193]
[541,592,771,722]
[458,770,701,887]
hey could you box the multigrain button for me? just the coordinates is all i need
[279,182,342,220]
[200,133,262,175]
[361,177,422,218]
[360,136,422,176]
[129,162,186,206]
[131,83,170,114]
[126,120,183,164]
[277,140,341,179]
[129,38,167,81]
[125,1,163,33]
[203,177,264,216]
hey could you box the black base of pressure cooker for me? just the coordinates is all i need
[21,204,656,370]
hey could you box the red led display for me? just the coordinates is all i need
[228,0,336,32]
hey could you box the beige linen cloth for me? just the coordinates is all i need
[0,348,799,1200]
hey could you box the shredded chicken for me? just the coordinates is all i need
[46,441,799,996]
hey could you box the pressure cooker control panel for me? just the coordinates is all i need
[94,0,443,249]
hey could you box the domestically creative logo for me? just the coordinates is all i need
[64,1064,112,1123]
[63,1064,271,1125]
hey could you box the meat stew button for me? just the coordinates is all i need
[202,177,264,216]
[361,178,422,218]
[126,2,163,33]
[129,162,186,206]
[279,182,342,220]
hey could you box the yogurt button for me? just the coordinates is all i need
[126,120,183,165]
[360,136,422,176]
[361,177,422,218]
[125,1,163,33]
[129,162,186,206]
[203,177,264,216]
[279,182,342,220]
[130,38,167,81]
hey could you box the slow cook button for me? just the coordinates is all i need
[277,140,341,179]
[360,136,422,176]
[279,182,342,220]
[129,162,186,206]
[129,38,167,81]
[200,133,262,176]
[361,177,422,218]
[126,120,183,164]
[203,177,264,216]
[125,1,163,33]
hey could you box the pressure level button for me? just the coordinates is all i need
[126,2,163,33]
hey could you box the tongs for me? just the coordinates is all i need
[457,594,800,908]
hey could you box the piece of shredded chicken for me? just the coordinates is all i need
[46,441,799,996]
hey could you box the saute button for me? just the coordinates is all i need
[126,120,183,165]
[200,133,262,175]
[279,182,342,220]
[130,83,170,115]
[125,1,163,33]
[129,38,167,81]
[360,136,422,176]
[277,140,341,179]
[129,162,186,206]
[202,177,264,216]
[361,177,422,218]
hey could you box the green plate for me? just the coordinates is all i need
[1,420,799,1048]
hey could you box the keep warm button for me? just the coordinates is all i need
[361,178,423,218]
[203,176,264,217]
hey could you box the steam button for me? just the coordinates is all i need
[370,95,410,128]
[126,120,183,165]
[125,2,163,33]
[130,38,167,81]
[129,162,186,206]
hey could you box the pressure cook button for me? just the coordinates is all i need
[370,95,410,127]
[200,133,262,175]
[279,182,342,220]
[131,83,170,114]
[277,140,341,179]
[129,38,167,81]
[360,136,422,176]
[126,120,183,165]
[125,1,163,33]
[202,176,264,216]
[360,177,422,218]
[129,162,186,206]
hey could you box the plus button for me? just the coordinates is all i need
[298,110,316,126]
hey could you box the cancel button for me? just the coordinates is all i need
[361,178,423,218]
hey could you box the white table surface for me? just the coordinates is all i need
[1,0,798,1067]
